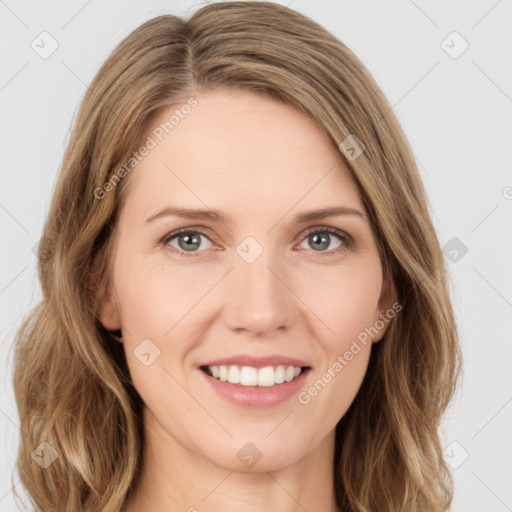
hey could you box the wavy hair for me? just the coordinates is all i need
[12,2,461,510]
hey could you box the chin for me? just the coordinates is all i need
[205,438,306,473]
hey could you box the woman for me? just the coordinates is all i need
[12,2,461,511]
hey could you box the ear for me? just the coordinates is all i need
[372,269,397,343]
[97,284,122,333]
[90,252,122,335]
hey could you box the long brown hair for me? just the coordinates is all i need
[12,2,461,510]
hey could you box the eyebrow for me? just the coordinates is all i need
[145,206,368,224]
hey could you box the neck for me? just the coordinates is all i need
[122,406,340,512]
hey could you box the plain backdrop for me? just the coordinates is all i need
[1,1,511,510]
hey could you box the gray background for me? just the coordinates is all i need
[1,1,511,510]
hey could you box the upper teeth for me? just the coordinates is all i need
[208,365,302,387]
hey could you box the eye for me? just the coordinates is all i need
[162,229,213,257]
[297,227,352,255]
[161,226,352,258]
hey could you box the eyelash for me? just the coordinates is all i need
[160,226,352,258]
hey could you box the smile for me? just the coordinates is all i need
[198,365,312,407]
[202,364,306,387]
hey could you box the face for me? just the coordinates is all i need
[98,88,393,472]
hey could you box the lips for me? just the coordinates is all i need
[197,354,312,407]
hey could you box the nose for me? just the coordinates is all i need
[222,245,296,336]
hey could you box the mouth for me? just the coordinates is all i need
[198,364,312,407]
[200,364,311,387]
[197,354,313,407]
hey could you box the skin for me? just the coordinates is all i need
[98,88,394,512]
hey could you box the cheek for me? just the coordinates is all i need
[303,266,381,418]
[311,346,372,426]
[293,259,382,342]
[113,257,214,392]
[114,250,201,337]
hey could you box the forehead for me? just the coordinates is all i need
[119,88,365,223]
